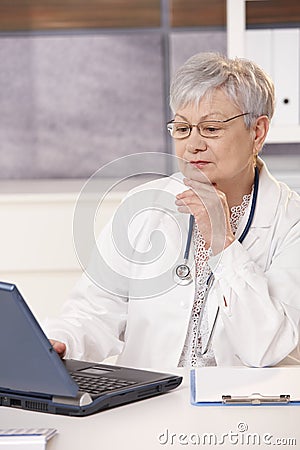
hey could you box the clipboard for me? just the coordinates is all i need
[0,429,57,449]
[190,366,300,406]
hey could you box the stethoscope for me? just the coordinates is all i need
[173,167,259,354]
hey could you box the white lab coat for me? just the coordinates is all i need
[44,159,300,368]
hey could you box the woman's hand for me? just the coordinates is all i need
[175,178,235,254]
[50,339,66,358]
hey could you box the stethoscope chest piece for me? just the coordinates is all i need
[173,263,193,286]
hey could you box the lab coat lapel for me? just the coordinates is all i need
[236,160,281,251]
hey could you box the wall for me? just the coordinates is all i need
[0,1,299,179]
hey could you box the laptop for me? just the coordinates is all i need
[0,281,182,416]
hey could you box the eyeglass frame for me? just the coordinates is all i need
[166,112,251,139]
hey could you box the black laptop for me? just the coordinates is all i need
[0,282,182,416]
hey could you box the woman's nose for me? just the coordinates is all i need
[187,126,208,149]
[185,134,207,153]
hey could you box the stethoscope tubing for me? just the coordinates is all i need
[184,214,195,261]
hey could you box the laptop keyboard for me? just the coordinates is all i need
[71,374,137,396]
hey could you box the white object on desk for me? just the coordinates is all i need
[0,428,57,449]
[191,366,300,405]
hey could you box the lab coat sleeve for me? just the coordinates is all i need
[43,218,130,363]
[42,177,170,362]
[208,221,300,368]
[43,275,128,363]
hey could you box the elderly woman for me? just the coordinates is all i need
[46,52,300,368]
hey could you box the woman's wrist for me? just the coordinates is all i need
[208,233,235,255]
[224,234,235,250]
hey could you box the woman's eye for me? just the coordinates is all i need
[176,125,189,133]
[202,125,221,134]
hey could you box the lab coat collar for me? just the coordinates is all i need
[234,158,281,251]
[250,158,282,228]
[236,158,281,238]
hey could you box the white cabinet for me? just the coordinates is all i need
[245,29,300,138]
[272,29,299,127]
[227,0,300,143]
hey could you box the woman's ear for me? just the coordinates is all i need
[253,115,269,155]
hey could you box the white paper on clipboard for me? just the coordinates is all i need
[190,366,300,406]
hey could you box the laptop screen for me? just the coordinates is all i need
[0,282,78,397]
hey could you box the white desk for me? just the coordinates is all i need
[0,369,299,450]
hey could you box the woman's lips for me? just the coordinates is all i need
[190,160,211,169]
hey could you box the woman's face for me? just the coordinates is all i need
[174,89,257,189]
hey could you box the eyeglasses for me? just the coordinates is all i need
[167,112,251,139]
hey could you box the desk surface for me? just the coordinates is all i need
[0,369,299,450]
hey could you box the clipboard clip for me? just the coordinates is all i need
[222,393,290,405]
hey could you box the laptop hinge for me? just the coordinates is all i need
[52,391,93,407]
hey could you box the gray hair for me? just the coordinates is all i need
[170,52,275,127]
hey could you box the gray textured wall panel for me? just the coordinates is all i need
[0,33,165,179]
[170,30,227,75]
